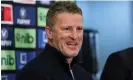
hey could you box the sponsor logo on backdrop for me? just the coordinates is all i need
[14,6,36,26]
[20,7,27,19]
[16,51,36,69]
[1,28,8,40]
[20,52,27,64]
[13,0,35,4]
[1,27,14,48]
[37,0,51,5]
[15,28,36,48]
[38,29,48,48]
[17,7,30,24]
[1,75,8,80]
[1,74,16,80]
[1,4,13,24]
[37,7,48,27]
[1,50,16,70]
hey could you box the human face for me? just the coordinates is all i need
[50,12,83,58]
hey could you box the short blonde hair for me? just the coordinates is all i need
[46,1,82,28]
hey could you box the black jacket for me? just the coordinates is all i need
[101,47,133,80]
[16,43,92,80]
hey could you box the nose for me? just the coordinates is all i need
[69,29,78,40]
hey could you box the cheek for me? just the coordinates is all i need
[59,32,69,40]
[55,33,67,44]
[59,36,67,43]
[78,34,83,41]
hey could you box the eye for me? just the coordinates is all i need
[64,27,71,30]
[77,27,83,31]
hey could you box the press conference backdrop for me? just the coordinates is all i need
[1,1,53,80]
[1,1,98,80]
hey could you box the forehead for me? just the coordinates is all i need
[55,12,83,26]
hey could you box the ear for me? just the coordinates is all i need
[45,26,53,39]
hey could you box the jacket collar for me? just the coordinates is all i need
[44,43,82,68]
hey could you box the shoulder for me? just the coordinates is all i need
[105,48,131,67]
[104,47,133,68]
[101,48,133,80]
[117,47,133,59]
[108,47,133,63]
[16,51,57,77]
[106,51,123,63]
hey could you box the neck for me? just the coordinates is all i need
[48,41,73,69]
[66,58,73,69]
[48,41,54,47]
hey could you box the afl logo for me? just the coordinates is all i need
[20,7,26,19]
[1,28,8,40]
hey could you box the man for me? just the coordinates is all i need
[101,47,133,80]
[16,1,92,80]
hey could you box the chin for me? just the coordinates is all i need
[66,51,79,58]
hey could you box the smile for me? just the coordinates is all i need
[66,42,78,49]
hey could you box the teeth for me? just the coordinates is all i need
[66,43,77,46]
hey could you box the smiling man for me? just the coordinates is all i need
[46,12,83,65]
[16,1,92,80]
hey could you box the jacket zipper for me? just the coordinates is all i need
[70,64,77,80]
[70,70,75,80]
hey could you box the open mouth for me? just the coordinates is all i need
[66,42,78,49]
